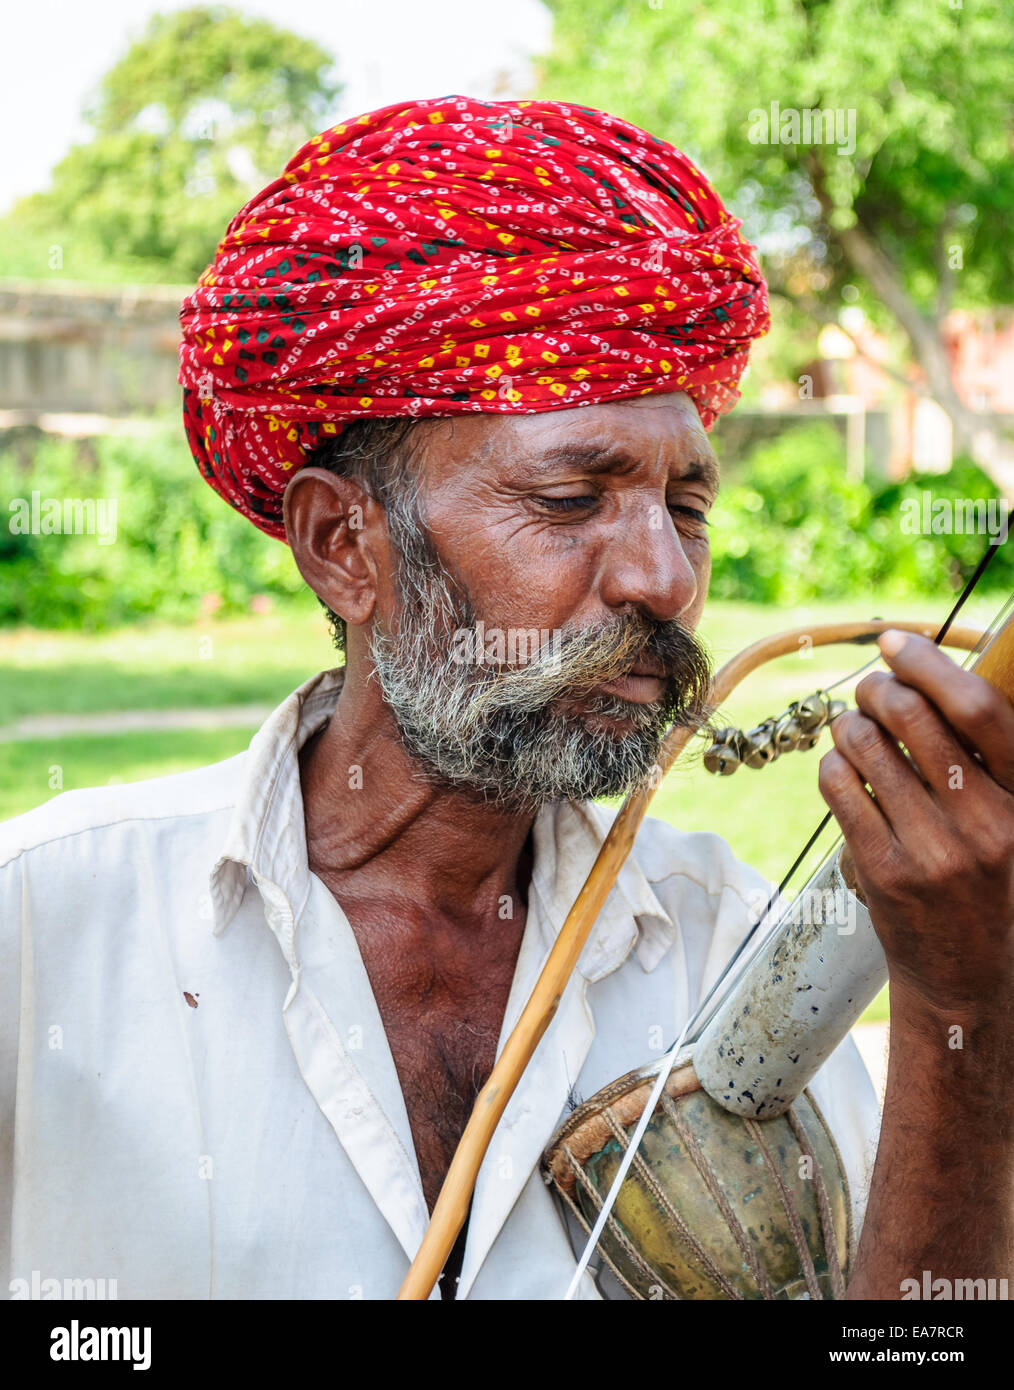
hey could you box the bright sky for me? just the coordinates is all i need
[0,0,553,215]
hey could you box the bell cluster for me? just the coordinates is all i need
[703,690,847,776]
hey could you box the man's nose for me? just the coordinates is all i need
[598,507,700,622]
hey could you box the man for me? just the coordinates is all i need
[2,96,1012,1302]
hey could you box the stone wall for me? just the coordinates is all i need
[0,279,187,418]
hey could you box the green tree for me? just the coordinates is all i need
[8,6,341,282]
[539,0,1014,476]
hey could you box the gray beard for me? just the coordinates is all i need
[367,506,714,812]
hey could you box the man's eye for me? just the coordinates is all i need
[532,495,710,526]
[533,495,597,512]
[669,503,710,526]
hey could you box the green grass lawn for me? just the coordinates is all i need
[0,596,334,723]
[3,592,989,1028]
[0,727,259,824]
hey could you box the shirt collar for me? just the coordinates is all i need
[528,798,677,978]
[210,668,677,974]
[209,667,345,951]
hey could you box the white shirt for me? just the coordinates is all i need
[0,669,880,1300]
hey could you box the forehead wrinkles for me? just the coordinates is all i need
[500,395,717,485]
[410,400,719,507]
[516,438,718,488]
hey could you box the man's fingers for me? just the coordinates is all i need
[852,669,986,802]
[828,707,942,840]
[875,630,1014,791]
[817,745,895,872]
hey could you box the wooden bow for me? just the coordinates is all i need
[396,615,991,1300]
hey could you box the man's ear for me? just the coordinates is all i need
[282,467,388,631]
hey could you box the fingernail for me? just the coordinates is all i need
[878,629,908,657]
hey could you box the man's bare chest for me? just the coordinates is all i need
[338,902,527,1213]
[381,1004,501,1212]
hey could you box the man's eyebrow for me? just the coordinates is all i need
[521,441,720,494]
[683,451,720,496]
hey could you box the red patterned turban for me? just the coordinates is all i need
[178,95,769,539]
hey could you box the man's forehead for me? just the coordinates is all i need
[417,392,719,487]
[515,437,720,495]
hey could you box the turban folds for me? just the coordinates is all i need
[178,95,769,539]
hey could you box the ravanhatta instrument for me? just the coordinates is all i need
[397,600,1013,1301]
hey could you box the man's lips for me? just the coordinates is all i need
[592,657,668,705]
[550,651,671,711]
[595,672,667,704]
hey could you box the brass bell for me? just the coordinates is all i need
[796,692,830,733]
[704,728,746,776]
[743,718,778,769]
[773,704,803,753]
[702,693,849,777]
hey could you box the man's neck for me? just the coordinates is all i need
[299,662,536,923]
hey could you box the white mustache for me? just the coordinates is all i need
[454,617,702,727]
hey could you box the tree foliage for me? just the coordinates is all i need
[539,0,1014,461]
[709,423,1013,604]
[11,6,342,282]
[0,425,306,629]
